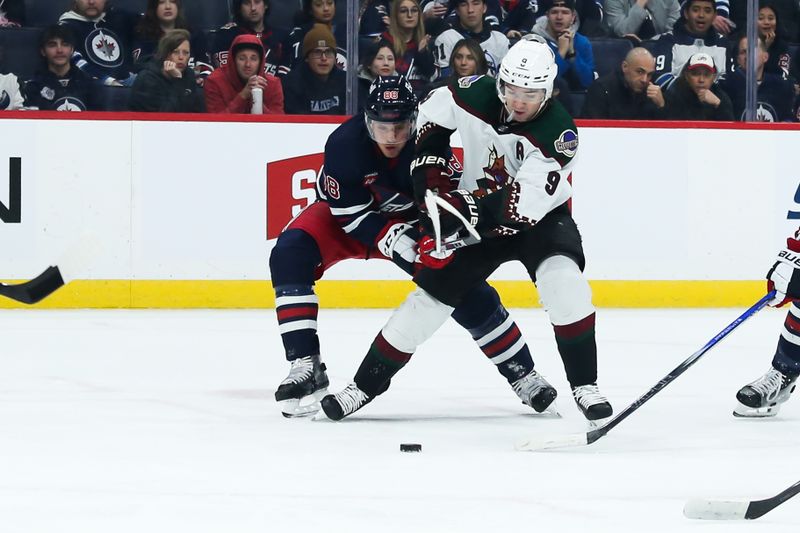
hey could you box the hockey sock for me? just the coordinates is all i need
[354,332,412,397]
[772,304,800,377]
[553,313,598,387]
[274,284,320,361]
[451,284,535,382]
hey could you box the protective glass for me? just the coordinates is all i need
[366,118,415,146]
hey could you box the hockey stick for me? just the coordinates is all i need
[684,479,800,520]
[0,266,65,304]
[424,190,481,254]
[0,232,100,305]
[515,291,775,451]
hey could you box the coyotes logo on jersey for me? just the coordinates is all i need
[479,145,512,192]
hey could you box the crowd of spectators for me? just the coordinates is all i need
[0,0,798,120]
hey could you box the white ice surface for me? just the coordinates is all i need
[2,307,799,532]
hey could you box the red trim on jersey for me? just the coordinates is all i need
[785,312,800,334]
[553,313,596,339]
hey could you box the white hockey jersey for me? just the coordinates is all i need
[0,73,24,110]
[432,27,509,79]
[416,75,577,232]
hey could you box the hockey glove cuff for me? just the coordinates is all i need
[417,235,454,269]
[377,222,419,276]
[767,234,800,307]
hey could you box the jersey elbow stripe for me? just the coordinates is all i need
[330,200,373,216]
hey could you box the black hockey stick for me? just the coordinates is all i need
[0,266,65,304]
[515,291,775,451]
[684,479,800,520]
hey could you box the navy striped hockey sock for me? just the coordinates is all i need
[468,306,535,383]
[274,284,320,361]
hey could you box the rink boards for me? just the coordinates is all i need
[1,113,799,308]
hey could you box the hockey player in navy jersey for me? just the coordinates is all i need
[270,75,557,418]
[321,38,613,422]
[734,229,800,417]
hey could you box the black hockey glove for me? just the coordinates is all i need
[411,154,452,203]
[767,231,800,307]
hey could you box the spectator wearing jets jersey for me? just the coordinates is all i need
[321,38,614,423]
[648,0,729,90]
[603,0,681,41]
[727,0,800,43]
[432,0,509,80]
[662,52,733,120]
[381,0,436,96]
[271,76,552,419]
[212,0,286,77]
[733,227,800,418]
[754,2,797,81]
[131,0,213,85]
[721,35,794,122]
[281,23,346,114]
[530,0,595,91]
[58,0,139,87]
[23,25,96,111]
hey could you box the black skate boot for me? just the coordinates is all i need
[512,370,558,413]
[275,355,329,418]
[734,367,798,418]
[320,383,373,421]
[571,383,613,421]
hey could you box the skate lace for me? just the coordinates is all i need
[572,384,607,408]
[284,356,314,385]
[749,368,784,402]
[336,383,369,415]
[513,371,548,400]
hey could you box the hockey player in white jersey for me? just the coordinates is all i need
[432,0,509,79]
[321,36,613,422]
[734,229,800,417]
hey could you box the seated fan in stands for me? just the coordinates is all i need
[23,25,96,111]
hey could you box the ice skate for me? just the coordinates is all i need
[275,355,329,418]
[320,382,373,421]
[572,383,613,422]
[512,370,558,414]
[733,367,798,418]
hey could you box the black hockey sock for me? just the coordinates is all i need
[354,332,412,397]
[274,284,320,361]
[553,313,598,387]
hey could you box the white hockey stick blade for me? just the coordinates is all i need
[424,190,444,254]
[683,499,749,520]
[514,432,588,451]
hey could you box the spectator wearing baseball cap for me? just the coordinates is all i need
[663,51,733,120]
[279,0,347,78]
[281,23,346,115]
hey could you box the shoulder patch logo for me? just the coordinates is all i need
[457,75,484,88]
[554,129,578,158]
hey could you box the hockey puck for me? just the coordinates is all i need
[400,443,422,452]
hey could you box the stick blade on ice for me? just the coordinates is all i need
[683,499,748,520]
[514,432,588,451]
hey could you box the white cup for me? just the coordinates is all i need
[251,86,263,114]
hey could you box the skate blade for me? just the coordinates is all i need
[279,388,328,418]
[732,401,780,418]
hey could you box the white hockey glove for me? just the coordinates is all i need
[767,232,800,307]
[377,222,419,275]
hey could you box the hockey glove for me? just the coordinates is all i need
[421,189,481,238]
[417,235,454,269]
[377,222,419,276]
[767,232,800,307]
[411,154,452,200]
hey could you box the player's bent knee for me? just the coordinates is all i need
[382,288,453,353]
[535,255,594,326]
[269,230,322,285]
